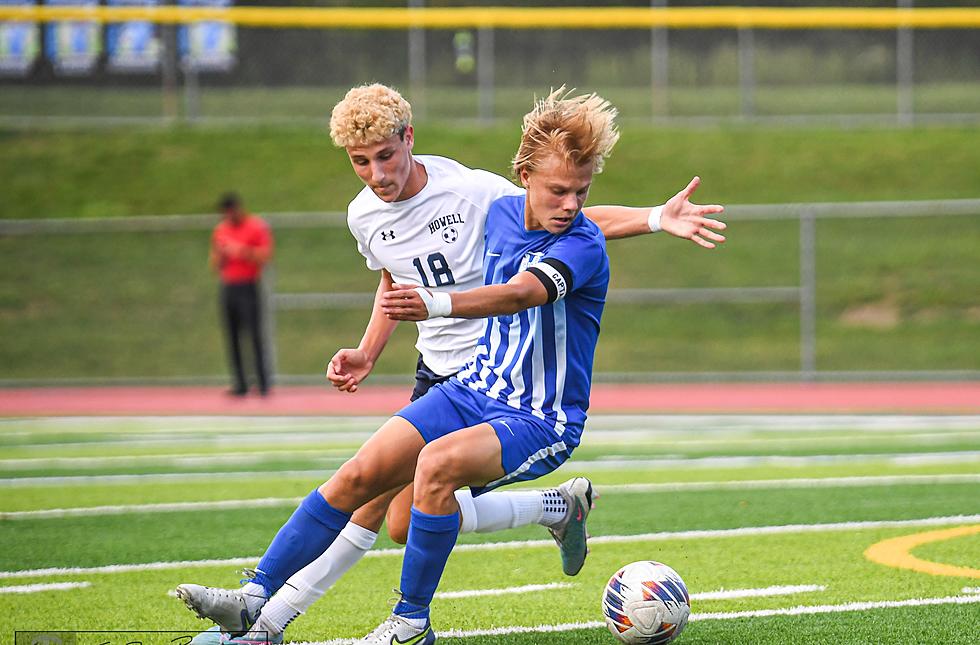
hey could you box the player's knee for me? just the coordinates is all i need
[331,456,374,499]
[415,445,461,498]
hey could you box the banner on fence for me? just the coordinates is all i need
[0,0,39,76]
[106,0,160,73]
[178,0,235,72]
[44,0,100,75]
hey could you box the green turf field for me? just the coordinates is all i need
[2,414,978,643]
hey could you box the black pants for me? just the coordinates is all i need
[221,282,269,393]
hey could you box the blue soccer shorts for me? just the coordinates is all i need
[395,378,576,496]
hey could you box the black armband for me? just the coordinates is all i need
[527,258,573,303]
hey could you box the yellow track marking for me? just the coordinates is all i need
[864,525,980,578]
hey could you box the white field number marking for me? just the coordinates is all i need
[3,515,978,579]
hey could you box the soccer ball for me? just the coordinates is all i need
[602,561,691,644]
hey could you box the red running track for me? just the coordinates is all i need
[0,382,978,417]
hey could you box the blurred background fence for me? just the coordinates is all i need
[2,198,978,385]
[1,1,979,126]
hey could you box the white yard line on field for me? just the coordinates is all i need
[0,497,306,519]
[566,452,980,471]
[5,414,977,435]
[0,581,91,594]
[435,582,575,599]
[4,451,980,487]
[2,514,978,580]
[598,473,980,494]
[0,451,346,470]
[302,594,980,644]
[691,584,826,601]
[0,470,338,487]
[433,583,825,602]
[6,473,978,520]
[962,586,980,594]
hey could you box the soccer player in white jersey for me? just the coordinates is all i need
[176,84,725,644]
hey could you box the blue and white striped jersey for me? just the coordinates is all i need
[455,195,610,445]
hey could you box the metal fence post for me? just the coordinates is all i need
[650,0,669,119]
[897,0,915,126]
[161,23,178,122]
[182,61,200,122]
[477,26,494,123]
[799,208,817,380]
[738,26,756,119]
[408,0,426,120]
[262,263,278,385]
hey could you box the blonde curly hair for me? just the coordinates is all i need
[330,84,413,148]
[512,87,620,177]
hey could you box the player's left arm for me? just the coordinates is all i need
[583,176,727,248]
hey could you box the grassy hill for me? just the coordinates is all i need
[1,123,978,380]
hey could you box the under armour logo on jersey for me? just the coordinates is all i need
[380,230,396,241]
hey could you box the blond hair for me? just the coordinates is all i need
[512,87,620,177]
[329,84,413,148]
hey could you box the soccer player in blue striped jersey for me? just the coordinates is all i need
[350,87,621,643]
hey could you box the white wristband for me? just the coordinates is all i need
[413,288,453,319]
[647,205,664,233]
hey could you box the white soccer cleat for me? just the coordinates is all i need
[548,476,595,576]
[356,614,436,645]
[175,583,262,636]
[222,614,286,645]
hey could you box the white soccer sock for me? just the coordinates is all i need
[455,488,562,533]
[259,522,378,633]
[539,488,568,527]
[241,581,269,616]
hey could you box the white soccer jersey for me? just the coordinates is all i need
[347,155,525,376]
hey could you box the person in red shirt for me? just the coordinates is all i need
[210,193,274,396]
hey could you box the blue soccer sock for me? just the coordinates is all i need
[253,489,351,596]
[394,506,460,621]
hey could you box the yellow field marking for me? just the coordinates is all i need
[0,7,979,30]
[864,525,980,579]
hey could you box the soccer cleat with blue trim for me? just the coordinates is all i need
[175,582,263,636]
[548,477,595,576]
[356,614,436,645]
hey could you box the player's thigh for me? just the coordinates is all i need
[320,416,425,508]
[414,423,505,496]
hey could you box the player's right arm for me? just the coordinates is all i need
[381,273,549,321]
[326,268,399,393]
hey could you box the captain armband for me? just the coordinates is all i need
[527,258,574,303]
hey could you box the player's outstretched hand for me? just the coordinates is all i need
[326,348,373,393]
[381,283,430,321]
[660,176,727,249]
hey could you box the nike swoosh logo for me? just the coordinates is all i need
[391,628,431,645]
[487,252,502,257]
[576,505,583,521]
